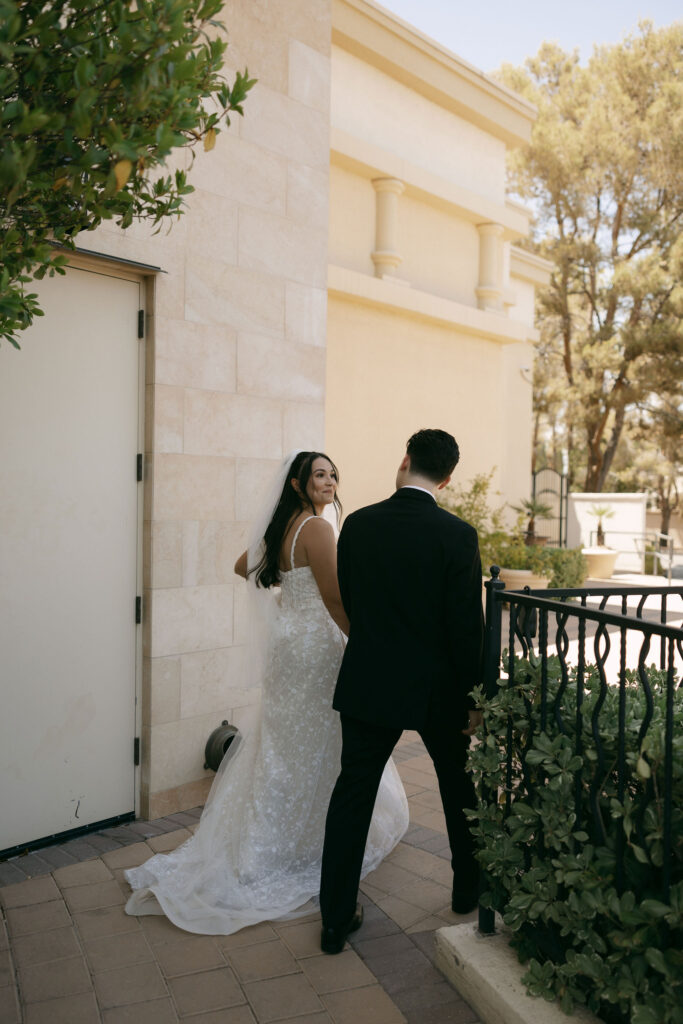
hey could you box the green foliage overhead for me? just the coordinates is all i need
[0,0,256,348]
[470,655,683,1023]
[498,23,683,493]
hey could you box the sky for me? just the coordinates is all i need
[378,0,682,74]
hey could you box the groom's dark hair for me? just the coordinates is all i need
[406,429,460,482]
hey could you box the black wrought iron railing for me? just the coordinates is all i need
[477,570,683,936]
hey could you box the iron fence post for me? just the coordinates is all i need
[478,566,505,936]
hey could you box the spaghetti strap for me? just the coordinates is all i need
[290,516,317,570]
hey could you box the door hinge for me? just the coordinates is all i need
[136,453,143,482]
[137,309,144,339]
[135,596,142,624]
[134,737,140,766]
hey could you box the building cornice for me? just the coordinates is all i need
[332,0,537,148]
[509,246,554,286]
[328,264,539,345]
[331,128,530,240]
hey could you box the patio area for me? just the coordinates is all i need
[0,733,480,1024]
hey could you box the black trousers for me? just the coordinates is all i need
[319,709,478,928]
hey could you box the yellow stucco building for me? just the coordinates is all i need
[0,0,550,851]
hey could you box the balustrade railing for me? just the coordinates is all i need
[478,570,683,936]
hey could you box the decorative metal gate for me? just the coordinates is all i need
[531,467,569,547]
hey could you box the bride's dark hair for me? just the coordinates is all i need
[249,451,342,589]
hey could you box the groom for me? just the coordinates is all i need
[319,428,484,953]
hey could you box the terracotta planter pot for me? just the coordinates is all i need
[582,547,618,579]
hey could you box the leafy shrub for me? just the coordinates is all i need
[469,654,683,1024]
[545,547,588,589]
[440,473,586,587]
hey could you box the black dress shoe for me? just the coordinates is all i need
[320,903,364,954]
[451,886,478,914]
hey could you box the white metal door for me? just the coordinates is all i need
[0,264,142,851]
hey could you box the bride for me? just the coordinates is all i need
[124,450,409,935]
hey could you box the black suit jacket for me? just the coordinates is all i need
[333,487,483,731]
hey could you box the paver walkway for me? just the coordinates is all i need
[0,733,479,1024]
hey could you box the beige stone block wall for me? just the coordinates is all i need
[331,45,507,202]
[325,297,510,514]
[82,0,333,817]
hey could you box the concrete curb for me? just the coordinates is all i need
[435,921,601,1024]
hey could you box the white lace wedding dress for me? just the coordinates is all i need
[125,517,409,934]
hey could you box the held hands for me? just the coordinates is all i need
[462,709,483,736]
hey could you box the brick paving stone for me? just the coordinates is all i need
[406,914,449,933]
[276,1016,332,1024]
[155,935,226,977]
[408,789,445,811]
[227,938,298,983]
[93,961,169,1009]
[126,821,169,839]
[139,912,192,946]
[5,853,54,879]
[185,1007,256,1024]
[301,948,375,994]
[84,834,125,855]
[0,946,11,987]
[0,983,20,1023]
[394,877,451,914]
[59,839,102,861]
[0,874,61,909]
[376,894,430,930]
[18,954,92,1003]
[101,997,179,1023]
[403,1000,479,1024]
[98,827,143,844]
[0,862,27,887]
[147,829,193,854]
[0,919,8,952]
[352,931,415,962]
[32,845,79,869]
[348,905,400,945]
[11,924,80,967]
[362,861,419,896]
[54,859,113,889]
[392,980,462,1015]
[159,812,200,828]
[408,929,440,965]
[6,899,71,937]
[354,945,427,980]
[22,990,101,1024]
[101,843,153,871]
[168,966,245,1016]
[73,904,141,941]
[215,922,278,952]
[275,919,324,959]
[243,973,323,1022]
[378,960,446,995]
[63,879,126,913]
[321,984,406,1024]
[82,929,154,972]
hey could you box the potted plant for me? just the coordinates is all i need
[488,524,551,591]
[511,497,553,546]
[583,504,618,579]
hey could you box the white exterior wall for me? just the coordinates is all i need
[568,493,649,572]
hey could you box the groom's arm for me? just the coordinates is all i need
[336,519,353,622]
[445,525,484,709]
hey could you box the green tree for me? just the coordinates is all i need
[1,0,255,349]
[498,23,683,491]
[614,390,683,537]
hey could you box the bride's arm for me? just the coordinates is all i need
[302,519,350,636]
[234,551,248,579]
